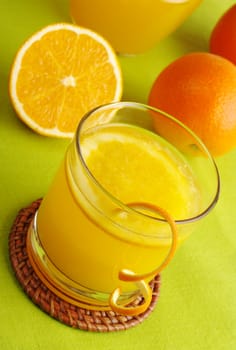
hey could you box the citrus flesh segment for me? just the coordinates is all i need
[9,23,122,137]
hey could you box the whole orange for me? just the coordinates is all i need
[148,52,236,156]
[210,5,236,65]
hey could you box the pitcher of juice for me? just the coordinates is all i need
[69,0,203,54]
[27,102,219,316]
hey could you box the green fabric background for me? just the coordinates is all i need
[1,1,236,349]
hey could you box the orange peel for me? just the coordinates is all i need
[109,203,178,316]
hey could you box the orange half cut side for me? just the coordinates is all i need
[9,23,123,137]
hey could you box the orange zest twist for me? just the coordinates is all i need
[109,202,178,316]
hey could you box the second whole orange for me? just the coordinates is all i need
[148,52,236,157]
[210,5,236,65]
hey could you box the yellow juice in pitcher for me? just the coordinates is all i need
[69,0,202,53]
[37,123,201,295]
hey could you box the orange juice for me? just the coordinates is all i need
[36,123,201,296]
[69,0,203,54]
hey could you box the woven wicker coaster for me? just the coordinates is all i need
[8,199,161,332]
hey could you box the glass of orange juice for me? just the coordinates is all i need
[27,102,219,316]
[69,0,203,54]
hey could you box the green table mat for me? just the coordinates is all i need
[1,1,236,349]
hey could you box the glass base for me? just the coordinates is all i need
[26,212,140,311]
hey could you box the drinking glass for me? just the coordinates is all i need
[69,0,203,54]
[27,102,220,316]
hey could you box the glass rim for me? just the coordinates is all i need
[75,101,220,225]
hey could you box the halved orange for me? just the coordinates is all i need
[9,23,123,137]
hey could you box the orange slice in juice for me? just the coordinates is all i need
[81,123,200,224]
